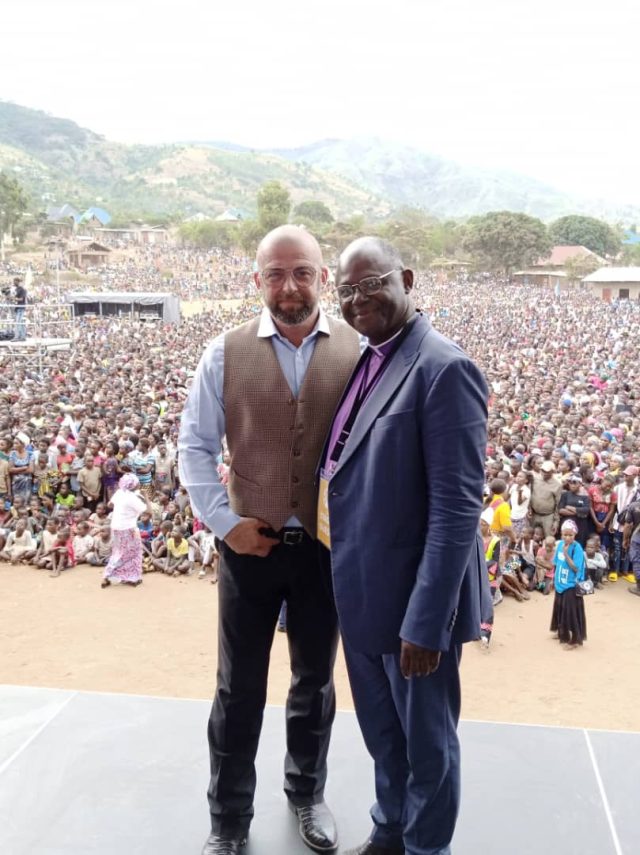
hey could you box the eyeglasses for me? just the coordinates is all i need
[334,268,402,302]
[259,265,319,288]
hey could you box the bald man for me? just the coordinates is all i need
[179,226,360,855]
[320,237,489,855]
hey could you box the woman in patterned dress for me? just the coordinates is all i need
[101,473,152,588]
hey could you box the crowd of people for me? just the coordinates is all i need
[1,247,640,640]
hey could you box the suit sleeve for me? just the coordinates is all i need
[399,356,488,651]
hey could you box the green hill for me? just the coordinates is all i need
[2,100,637,223]
[0,101,387,220]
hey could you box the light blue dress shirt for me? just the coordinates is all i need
[178,307,332,539]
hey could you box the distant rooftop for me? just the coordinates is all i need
[583,267,640,283]
[536,245,604,266]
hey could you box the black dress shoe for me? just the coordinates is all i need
[289,800,338,852]
[342,839,404,855]
[201,832,247,855]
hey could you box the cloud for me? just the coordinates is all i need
[2,0,639,201]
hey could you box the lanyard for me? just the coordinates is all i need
[328,317,416,467]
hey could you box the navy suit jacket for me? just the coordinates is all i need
[326,314,490,654]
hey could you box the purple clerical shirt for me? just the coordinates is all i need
[323,337,397,477]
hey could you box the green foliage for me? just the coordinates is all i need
[178,220,237,250]
[563,254,600,283]
[257,181,291,232]
[463,211,551,274]
[0,171,29,236]
[238,219,264,254]
[548,215,620,257]
[621,243,640,265]
[293,200,334,224]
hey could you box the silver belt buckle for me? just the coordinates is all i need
[283,530,304,546]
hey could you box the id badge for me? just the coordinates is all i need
[317,471,331,550]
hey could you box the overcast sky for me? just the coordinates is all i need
[2,0,639,201]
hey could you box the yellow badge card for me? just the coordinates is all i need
[317,473,331,550]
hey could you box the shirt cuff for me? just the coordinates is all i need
[211,506,243,541]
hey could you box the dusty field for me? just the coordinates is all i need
[1,562,639,731]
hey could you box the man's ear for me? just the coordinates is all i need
[402,268,414,294]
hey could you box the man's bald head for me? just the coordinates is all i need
[335,236,414,345]
[336,236,404,278]
[256,225,324,268]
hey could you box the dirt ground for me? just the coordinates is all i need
[1,562,639,731]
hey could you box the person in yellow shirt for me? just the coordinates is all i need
[163,527,190,577]
[487,478,515,567]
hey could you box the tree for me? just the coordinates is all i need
[463,211,551,274]
[0,172,29,238]
[238,218,264,254]
[178,220,236,250]
[563,254,600,284]
[293,200,334,224]
[621,243,640,265]
[257,181,291,232]
[549,215,620,257]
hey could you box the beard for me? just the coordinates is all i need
[267,297,316,326]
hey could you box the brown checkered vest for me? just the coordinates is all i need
[223,315,360,536]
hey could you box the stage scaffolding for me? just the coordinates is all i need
[0,302,76,377]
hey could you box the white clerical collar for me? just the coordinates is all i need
[368,323,407,356]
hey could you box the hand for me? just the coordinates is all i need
[400,641,441,679]
[595,522,604,533]
[566,507,576,515]
[224,518,280,557]
[551,522,558,536]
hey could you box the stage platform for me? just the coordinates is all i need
[0,337,72,352]
[0,685,635,854]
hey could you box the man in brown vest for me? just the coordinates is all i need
[178,225,360,855]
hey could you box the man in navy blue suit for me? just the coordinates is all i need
[318,237,489,855]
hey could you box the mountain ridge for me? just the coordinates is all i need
[1,100,637,222]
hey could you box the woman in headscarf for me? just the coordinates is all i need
[550,519,587,648]
[101,473,152,588]
[8,433,34,504]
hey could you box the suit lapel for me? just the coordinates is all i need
[331,316,430,477]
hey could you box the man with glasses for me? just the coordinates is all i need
[179,225,360,855]
[318,237,489,855]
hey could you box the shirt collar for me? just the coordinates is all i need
[368,317,413,357]
[257,307,330,341]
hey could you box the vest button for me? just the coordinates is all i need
[293,450,301,457]
[292,476,300,484]
[291,500,299,508]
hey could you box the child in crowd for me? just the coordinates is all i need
[514,526,537,590]
[144,520,172,572]
[0,452,12,506]
[38,527,75,577]
[55,483,75,510]
[156,526,190,576]
[479,509,500,648]
[535,535,557,595]
[72,521,94,564]
[585,536,607,588]
[188,525,218,582]
[33,519,58,567]
[88,502,110,534]
[0,518,37,564]
[86,525,113,567]
[137,510,154,545]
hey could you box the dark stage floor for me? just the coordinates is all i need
[0,686,634,854]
